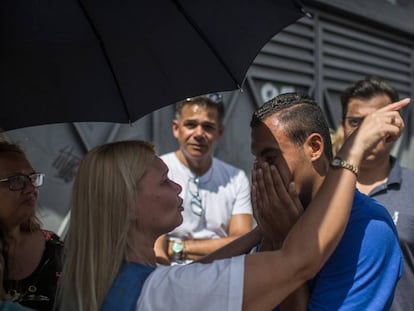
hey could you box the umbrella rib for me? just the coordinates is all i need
[172,0,241,89]
[77,0,132,123]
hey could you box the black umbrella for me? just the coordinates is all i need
[0,0,304,130]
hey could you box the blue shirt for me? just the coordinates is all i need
[308,189,403,310]
[102,262,155,311]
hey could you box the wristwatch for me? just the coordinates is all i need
[171,239,184,260]
[331,157,359,177]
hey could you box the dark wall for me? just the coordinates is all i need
[304,0,414,36]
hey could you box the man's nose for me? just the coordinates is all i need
[193,125,204,136]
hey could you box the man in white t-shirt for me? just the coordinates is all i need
[155,94,253,265]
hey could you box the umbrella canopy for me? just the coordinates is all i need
[0,0,304,130]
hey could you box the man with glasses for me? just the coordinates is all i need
[155,94,253,265]
[340,76,414,311]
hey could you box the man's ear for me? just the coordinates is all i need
[172,119,179,139]
[305,133,324,161]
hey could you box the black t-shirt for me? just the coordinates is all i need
[4,230,64,311]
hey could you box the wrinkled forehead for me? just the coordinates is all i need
[180,103,220,119]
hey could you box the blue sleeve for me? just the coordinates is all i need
[102,262,155,311]
[308,213,403,311]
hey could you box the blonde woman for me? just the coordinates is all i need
[59,99,408,311]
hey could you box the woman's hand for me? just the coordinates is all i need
[339,98,410,164]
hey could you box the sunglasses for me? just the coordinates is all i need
[188,177,203,216]
[0,173,45,191]
[185,93,223,104]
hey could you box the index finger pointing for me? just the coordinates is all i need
[381,98,410,113]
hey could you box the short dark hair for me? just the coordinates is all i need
[175,95,225,123]
[250,92,333,161]
[340,76,399,119]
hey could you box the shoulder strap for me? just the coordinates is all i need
[101,262,155,311]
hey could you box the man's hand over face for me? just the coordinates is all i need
[252,160,303,248]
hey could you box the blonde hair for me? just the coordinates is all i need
[59,140,155,311]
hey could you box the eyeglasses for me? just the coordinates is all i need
[185,93,223,104]
[344,116,364,128]
[188,177,203,216]
[0,173,45,191]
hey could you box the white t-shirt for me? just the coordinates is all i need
[136,255,245,310]
[160,152,252,240]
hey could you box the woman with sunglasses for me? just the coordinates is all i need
[0,140,63,311]
[58,99,408,311]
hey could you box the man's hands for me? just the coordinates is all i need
[252,160,303,248]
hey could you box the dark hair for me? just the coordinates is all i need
[175,95,225,123]
[0,140,25,154]
[250,92,333,161]
[340,76,399,119]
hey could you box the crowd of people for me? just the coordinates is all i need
[0,79,412,310]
